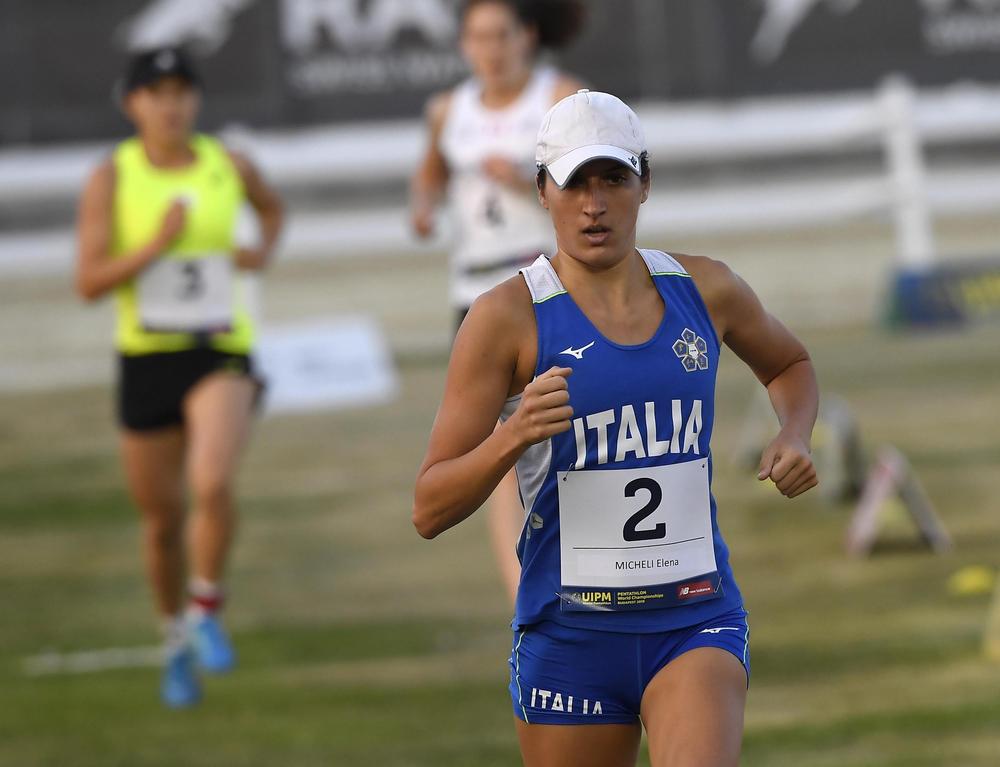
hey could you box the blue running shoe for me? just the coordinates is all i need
[191,613,236,674]
[161,648,201,708]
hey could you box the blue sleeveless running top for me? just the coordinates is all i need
[500,250,745,633]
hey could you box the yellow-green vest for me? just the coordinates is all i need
[112,134,254,355]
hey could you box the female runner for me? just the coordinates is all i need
[413,90,818,766]
[76,47,283,708]
[410,0,586,603]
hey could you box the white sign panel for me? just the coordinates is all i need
[256,315,398,414]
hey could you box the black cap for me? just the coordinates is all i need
[122,48,201,94]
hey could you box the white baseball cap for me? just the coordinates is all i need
[536,90,647,189]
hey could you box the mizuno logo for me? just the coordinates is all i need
[700,627,741,634]
[560,341,595,360]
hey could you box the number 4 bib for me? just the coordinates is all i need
[137,252,235,333]
[556,458,721,612]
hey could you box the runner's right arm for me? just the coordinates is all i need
[409,91,452,239]
[413,279,573,539]
[75,161,184,301]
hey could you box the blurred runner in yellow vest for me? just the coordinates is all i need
[75,47,284,708]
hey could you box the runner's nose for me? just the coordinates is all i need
[581,182,607,217]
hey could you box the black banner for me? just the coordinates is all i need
[1,0,998,145]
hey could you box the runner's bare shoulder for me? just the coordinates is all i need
[425,89,454,133]
[672,253,737,305]
[458,273,537,388]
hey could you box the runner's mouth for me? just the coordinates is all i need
[582,225,611,244]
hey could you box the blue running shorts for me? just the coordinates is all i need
[508,608,750,725]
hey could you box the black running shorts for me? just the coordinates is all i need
[117,348,258,431]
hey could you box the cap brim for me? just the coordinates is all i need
[124,71,200,95]
[543,145,642,189]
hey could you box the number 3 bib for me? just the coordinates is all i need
[137,252,235,333]
[556,458,721,612]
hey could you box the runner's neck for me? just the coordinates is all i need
[140,136,197,170]
[479,66,534,110]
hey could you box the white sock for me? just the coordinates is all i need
[187,577,224,619]
[161,614,188,658]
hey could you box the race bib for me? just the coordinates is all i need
[137,253,234,333]
[556,458,721,612]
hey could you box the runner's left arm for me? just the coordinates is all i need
[685,255,819,499]
[228,150,284,271]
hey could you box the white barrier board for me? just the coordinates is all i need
[256,315,398,415]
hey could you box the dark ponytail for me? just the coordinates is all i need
[460,0,587,50]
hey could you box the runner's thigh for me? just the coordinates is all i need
[640,647,746,767]
[183,372,256,487]
[516,719,641,767]
[120,427,186,513]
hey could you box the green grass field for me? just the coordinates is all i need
[2,316,999,766]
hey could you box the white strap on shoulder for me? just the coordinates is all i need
[638,249,688,276]
[534,65,558,102]
[520,255,566,304]
[444,78,479,124]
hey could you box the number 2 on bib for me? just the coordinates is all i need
[623,477,666,542]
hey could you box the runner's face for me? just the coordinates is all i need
[125,77,199,144]
[539,159,650,267]
[461,2,536,89]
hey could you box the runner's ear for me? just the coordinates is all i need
[537,168,550,209]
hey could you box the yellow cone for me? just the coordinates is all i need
[948,565,995,596]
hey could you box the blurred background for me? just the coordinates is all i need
[2,1,999,765]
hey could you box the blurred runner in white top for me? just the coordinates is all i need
[412,0,585,316]
[410,0,586,602]
[441,63,559,306]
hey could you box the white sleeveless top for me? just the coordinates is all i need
[440,66,559,308]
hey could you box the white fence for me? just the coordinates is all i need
[2,77,1000,277]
